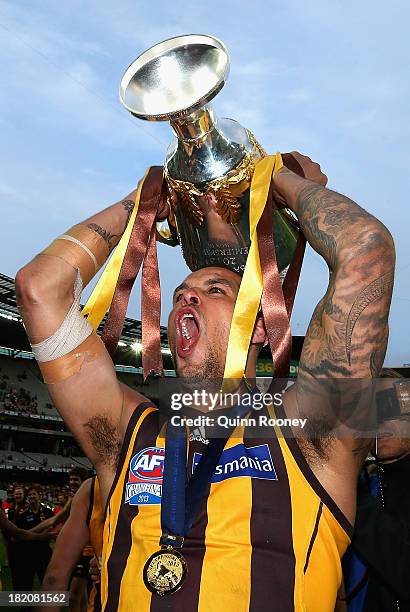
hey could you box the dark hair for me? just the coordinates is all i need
[27,485,41,495]
[69,467,87,481]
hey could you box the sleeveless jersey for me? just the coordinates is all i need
[102,402,351,612]
[86,476,104,612]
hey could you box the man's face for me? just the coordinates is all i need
[69,474,82,493]
[376,418,410,462]
[13,487,24,503]
[168,267,241,380]
[58,492,67,505]
[27,489,40,507]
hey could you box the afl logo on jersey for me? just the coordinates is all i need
[125,447,165,506]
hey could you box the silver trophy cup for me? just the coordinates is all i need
[119,34,298,273]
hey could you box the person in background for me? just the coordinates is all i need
[69,467,88,495]
[0,506,54,542]
[40,477,104,612]
[6,485,29,590]
[8,485,54,590]
[1,486,14,513]
[8,485,27,520]
[344,370,410,611]
[53,489,70,516]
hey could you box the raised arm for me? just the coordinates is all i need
[274,153,394,378]
[274,153,395,457]
[15,190,147,501]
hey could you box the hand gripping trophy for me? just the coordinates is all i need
[83,34,306,381]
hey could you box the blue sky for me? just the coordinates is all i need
[0,0,409,365]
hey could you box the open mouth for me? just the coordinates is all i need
[176,307,201,358]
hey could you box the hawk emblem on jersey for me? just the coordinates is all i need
[125,447,165,505]
[193,443,278,483]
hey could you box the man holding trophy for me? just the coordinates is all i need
[16,36,395,611]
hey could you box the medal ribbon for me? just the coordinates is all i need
[161,399,253,543]
[222,153,283,383]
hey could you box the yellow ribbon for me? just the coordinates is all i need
[82,169,149,329]
[222,153,283,383]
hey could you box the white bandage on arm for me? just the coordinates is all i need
[31,271,93,363]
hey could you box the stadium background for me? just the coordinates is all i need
[1,271,408,591]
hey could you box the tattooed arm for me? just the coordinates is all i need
[84,197,135,252]
[274,153,395,484]
[273,154,395,378]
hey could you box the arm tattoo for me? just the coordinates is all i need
[346,271,394,365]
[87,223,120,251]
[119,198,135,234]
[296,184,380,270]
[291,182,395,458]
[122,199,135,214]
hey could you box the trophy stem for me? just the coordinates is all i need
[170,106,215,142]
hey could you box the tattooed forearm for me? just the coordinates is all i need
[122,199,134,214]
[346,271,394,365]
[122,199,134,225]
[295,184,383,270]
[87,223,121,251]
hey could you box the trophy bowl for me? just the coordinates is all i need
[119,34,229,121]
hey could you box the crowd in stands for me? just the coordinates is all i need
[0,370,39,415]
[1,480,73,512]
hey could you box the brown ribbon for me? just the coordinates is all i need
[101,167,166,378]
[281,153,307,318]
[257,153,307,378]
[141,217,163,378]
[258,186,293,378]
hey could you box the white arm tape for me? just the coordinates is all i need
[31,271,93,362]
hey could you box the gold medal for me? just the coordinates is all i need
[143,547,187,596]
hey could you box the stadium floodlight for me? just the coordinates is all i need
[118,341,127,347]
[131,341,143,353]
